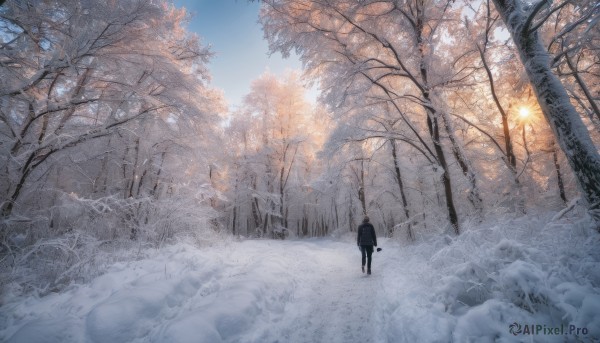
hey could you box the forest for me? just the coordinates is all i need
[0,1,599,340]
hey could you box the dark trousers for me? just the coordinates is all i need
[360,245,374,270]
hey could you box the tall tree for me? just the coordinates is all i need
[261,0,485,232]
[225,72,324,238]
[0,0,224,246]
[490,0,600,224]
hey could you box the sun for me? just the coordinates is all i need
[519,107,530,119]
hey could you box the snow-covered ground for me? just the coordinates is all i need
[1,214,599,342]
[0,239,382,343]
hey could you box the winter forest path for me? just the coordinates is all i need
[4,223,599,343]
[254,240,383,343]
[1,239,393,343]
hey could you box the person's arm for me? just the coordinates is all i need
[372,225,377,246]
[357,227,361,245]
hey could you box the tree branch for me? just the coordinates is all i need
[530,0,571,33]
[523,0,550,34]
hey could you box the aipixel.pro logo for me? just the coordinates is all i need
[509,322,589,337]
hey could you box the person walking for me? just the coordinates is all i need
[357,215,377,275]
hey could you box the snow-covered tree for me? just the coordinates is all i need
[223,71,328,238]
[490,0,600,225]
[261,0,495,233]
[0,0,225,250]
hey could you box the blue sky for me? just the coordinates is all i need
[173,0,304,109]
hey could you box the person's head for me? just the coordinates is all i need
[363,215,370,223]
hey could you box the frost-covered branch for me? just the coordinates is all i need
[522,0,550,34]
[528,0,571,33]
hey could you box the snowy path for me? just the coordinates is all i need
[252,241,381,343]
[1,239,389,343]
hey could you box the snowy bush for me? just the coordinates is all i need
[380,209,600,342]
[0,190,219,296]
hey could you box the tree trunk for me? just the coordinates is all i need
[94,137,111,195]
[439,109,483,217]
[128,137,140,198]
[416,8,460,233]
[349,194,355,232]
[2,159,34,217]
[232,204,237,236]
[358,160,367,215]
[552,141,567,204]
[426,111,460,234]
[478,45,523,201]
[251,176,262,231]
[492,0,600,223]
[333,199,339,230]
[122,138,130,199]
[390,139,413,240]
[417,173,428,230]
[302,211,308,237]
[279,163,285,226]
[152,151,166,198]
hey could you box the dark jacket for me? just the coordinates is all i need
[357,222,377,246]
